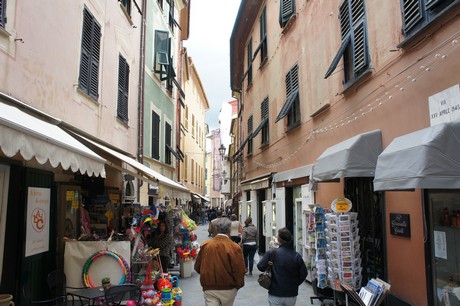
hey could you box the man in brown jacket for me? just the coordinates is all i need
[195,217,246,306]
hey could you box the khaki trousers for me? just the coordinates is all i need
[203,288,238,306]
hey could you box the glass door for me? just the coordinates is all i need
[428,190,460,306]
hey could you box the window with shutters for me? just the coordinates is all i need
[325,0,370,86]
[400,0,459,39]
[79,8,101,100]
[261,98,269,145]
[157,0,163,10]
[151,111,160,160]
[259,6,268,64]
[0,0,6,28]
[168,0,180,34]
[117,55,130,124]
[276,64,300,130]
[165,122,172,165]
[154,30,172,81]
[120,0,131,16]
[279,0,295,27]
[185,106,189,129]
[192,114,195,138]
[247,39,253,87]
[247,116,253,155]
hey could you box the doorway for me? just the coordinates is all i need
[257,189,266,252]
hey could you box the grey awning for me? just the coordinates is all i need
[312,130,382,182]
[374,121,460,191]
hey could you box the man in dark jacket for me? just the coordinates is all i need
[257,227,308,306]
[195,217,246,306]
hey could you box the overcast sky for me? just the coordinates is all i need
[183,0,241,131]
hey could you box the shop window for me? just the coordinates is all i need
[279,0,295,27]
[117,54,130,124]
[151,111,160,160]
[324,0,370,87]
[401,0,459,38]
[79,7,101,100]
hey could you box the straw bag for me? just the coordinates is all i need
[258,250,276,290]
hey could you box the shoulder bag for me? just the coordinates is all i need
[258,250,276,290]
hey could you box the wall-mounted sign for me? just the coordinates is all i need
[429,84,460,126]
[390,213,411,237]
[331,197,352,213]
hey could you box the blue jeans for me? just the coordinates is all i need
[243,244,257,272]
[268,294,297,306]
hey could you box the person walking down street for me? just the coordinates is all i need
[257,227,308,306]
[194,217,246,306]
[207,208,217,237]
[149,220,173,273]
[241,217,258,276]
[208,210,224,237]
[229,214,243,243]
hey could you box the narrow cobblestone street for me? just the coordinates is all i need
[177,223,317,306]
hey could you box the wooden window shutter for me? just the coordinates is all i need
[79,8,101,100]
[117,55,129,123]
[260,6,268,60]
[279,0,295,27]
[401,0,423,33]
[165,122,172,164]
[152,111,160,159]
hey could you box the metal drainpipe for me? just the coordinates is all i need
[137,0,147,203]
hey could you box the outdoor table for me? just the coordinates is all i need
[67,286,105,306]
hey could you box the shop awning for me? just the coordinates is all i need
[312,130,382,182]
[241,173,272,191]
[374,121,460,191]
[79,136,189,193]
[0,102,106,177]
[192,192,209,202]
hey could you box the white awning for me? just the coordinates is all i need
[0,102,106,177]
[80,136,189,193]
[374,121,460,191]
[192,192,209,202]
[312,130,382,182]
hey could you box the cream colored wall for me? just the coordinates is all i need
[0,1,141,157]
[181,57,208,195]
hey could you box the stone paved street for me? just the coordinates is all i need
[177,223,321,306]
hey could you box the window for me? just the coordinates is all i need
[185,106,189,129]
[276,64,301,129]
[261,98,269,145]
[401,0,459,37]
[279,0,295,27]
[120,0,131,16]
[252,98,269,146]
[154,30,170,81]
[325,0,370,85]
[157,0,163,10]
[117,55,130,124]
[168,0,180,34]
[0,0,6,28]
[165,122,172,165]
[247,115,253,155]
[247,39,253,86]
[151,111,160,160]
[79,8,101,100]
[192,114,195,137]
[259,6,268,62]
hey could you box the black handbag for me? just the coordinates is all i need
[258,250,276,290]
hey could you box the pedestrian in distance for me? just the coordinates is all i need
[257,227,308,306]
[229,214,243,243]
[240,217,258,276]
[194,217,246,306]
[208,209,224,237]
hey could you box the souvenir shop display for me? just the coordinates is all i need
[173,209,198,278]
[313,206,330,289]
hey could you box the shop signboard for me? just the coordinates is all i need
[331,197,352,213]
[390,213,411,237]
[25,187,50,257]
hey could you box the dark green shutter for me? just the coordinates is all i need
[165,122,172,164]
[117,55,129,123]
[401,0,423,33]
[152,111,160,159]
[79,8,100,100]
[260,6,268,60]
[154,30,170,79]
[280,0,295,27]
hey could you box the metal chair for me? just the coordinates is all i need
[30,295,68,305]
[47,270,89,305]
[104,284,142,306]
